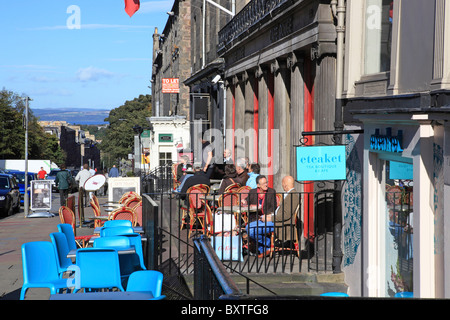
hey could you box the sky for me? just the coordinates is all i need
[0,0,174,111]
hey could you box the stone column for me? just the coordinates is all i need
[272,58,290,189]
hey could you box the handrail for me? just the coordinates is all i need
[194,236,242,298]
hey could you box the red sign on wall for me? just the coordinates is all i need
[162,78,179,93]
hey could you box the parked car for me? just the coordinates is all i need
[8,170,37,205]
[0,173,20,217]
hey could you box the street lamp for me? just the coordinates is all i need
[23,96,32,218]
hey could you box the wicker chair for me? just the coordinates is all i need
[179,184,210,231]
[58,206,93,248]
[110,207,138,227]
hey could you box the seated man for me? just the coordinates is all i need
[261,175,300,248]
[176,163,211,201]
[244,175,277,256]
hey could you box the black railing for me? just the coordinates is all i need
[146,188,337,274]
[218,0,293,52]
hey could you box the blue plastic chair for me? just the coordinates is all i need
[100,226,135,237]
[94,236,131,249]
[20,241,69,300]
[74,248,125,293]
[103,220,133,228]
[121,233,147,271]
[94,236,136,278]
[49,232,73,277]
[395,291,413,298]
[320,292,349,297]
[126,270,166,300]
[57,223,78,251]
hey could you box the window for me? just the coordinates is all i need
[364,0,393,74]
[159,152,172,166]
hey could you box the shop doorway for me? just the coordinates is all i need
[384,160,413,296]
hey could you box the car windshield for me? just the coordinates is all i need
[0,177,10,189]
[12,173,25,183]
[48,170,59,176]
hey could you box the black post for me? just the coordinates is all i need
[332,130,343,273]
[142,194,159,271]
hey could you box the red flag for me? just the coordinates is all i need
[125,0,140,17]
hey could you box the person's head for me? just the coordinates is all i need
[193,163,203,172]
[236,158,246,174]
[224,164,236,176]
[83,163,89,170]
[181,155,189,164]
[250,163,260,174]
[224,149,231,158]
[40,167,43,170]
[256,175,268,191]
[281,175,295,191]
[60,164,66,170]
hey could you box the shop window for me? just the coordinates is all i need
[364,0,393,74]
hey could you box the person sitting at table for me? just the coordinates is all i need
[234,158,249,186]
[217,164,239,194]
[177,163,211,201]
[246,163,260,189]
[260,175,300,248]
[243,175,277,257]
[176,155,193,184]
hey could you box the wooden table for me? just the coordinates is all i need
[50,291,154,300]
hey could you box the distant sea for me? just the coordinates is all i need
[33,108,110,125]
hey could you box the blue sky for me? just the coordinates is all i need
[0,0,173,111]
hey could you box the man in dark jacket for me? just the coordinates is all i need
[178,163,211,201]
[55,164,72,207]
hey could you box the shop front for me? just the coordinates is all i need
[356,112,448,298]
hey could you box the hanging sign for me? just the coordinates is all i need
[389,161,413,180]
[162,78,179,93]
[296,145,346,181]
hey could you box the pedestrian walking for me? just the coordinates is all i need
[54,164,72,208]
[75,163,92,206]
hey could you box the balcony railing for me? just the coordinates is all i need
[218,0,293,52]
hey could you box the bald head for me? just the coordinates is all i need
[282,175,295,191]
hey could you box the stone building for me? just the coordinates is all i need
[341,0,450,298]
[151,0,192,118]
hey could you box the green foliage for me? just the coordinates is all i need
[0,88,66,163]
[100,94,152,165]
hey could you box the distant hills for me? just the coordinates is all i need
[33,108,110,125]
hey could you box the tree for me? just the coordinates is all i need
[100,95,152,166]
[0,88,66,164]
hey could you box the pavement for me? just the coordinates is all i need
[0,191,108,300]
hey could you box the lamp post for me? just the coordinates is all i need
[23,96,32,218]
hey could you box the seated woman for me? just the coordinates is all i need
[176,155,193,184]
[217,164,239,194]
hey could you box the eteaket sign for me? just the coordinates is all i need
[296,145,346,181]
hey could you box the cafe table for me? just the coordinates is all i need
[93,226,144,235]
[66,247,136,262]
[50,291,154,300]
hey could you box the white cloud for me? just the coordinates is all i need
[76,66,114,82]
